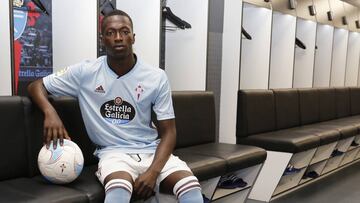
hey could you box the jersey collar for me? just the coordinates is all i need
[104,54,139,79]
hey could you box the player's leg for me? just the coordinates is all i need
[163,171,203,203]
[96,153,138,203]
[103,172,134,203]
[159,155,203,203]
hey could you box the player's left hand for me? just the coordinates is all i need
[134,169,158,200]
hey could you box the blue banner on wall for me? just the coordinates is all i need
[13,0,52,96]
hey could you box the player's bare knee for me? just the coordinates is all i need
[104,171,133,186]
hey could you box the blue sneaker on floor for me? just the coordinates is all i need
[283,164,301,175]
[217,174,248,189]
[331,149,344,157]
[351,141,359,147]
[303,171,319,179]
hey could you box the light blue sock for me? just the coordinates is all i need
[104,187,131,203]
[178,188,203,203]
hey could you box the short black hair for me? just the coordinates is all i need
[101,9,133,33]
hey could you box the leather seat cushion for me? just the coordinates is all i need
[329,116,360,133]
[174,150,227,181]
[176,143,266,172]
[67,165,104,203]
[0,177,88,203]
[293,127,340,145]
[238,129,320,153]
[307,122,357,139]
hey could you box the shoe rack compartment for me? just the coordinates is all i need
[273,167,306,196]
[212,164,262,201]
[299,160,326,184]
[348,135,360,151]
[340,148,360,166]
[272,149,316,196]
[322,155,344,174]
[212,187,250,203]
[337,137,355,153]
[356,147,360,160]
[310,142,337,164]
[289,149,317,169]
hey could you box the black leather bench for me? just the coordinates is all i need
[0,91,266,202]
[0,96,89,203]
[237,88,359,153]
[237,87,360,201]
[171,92,266,179]
[237,89,322,153]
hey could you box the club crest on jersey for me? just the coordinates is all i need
[100,97,135,125]
[135,84,144,100]
[95,85,105,93]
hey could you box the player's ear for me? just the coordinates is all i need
[132,33,135,44]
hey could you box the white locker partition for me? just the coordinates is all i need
[330,28,349,87]
[240,3,272,89]
[293,18,317,88]
[269,11,296,89]
[219,0,242,144]
[313,24,334,87]
[117,0,160,68]
[345,32,360,86]
[0,0,12,95]
[165,0,208,91]
[53,0,97,72]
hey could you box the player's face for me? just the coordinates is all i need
[102,15,135,59]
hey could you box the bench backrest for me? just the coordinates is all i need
[0,97,29,180]
[237,90,276,137]
[0,92,216,180]
[273,89,300,130]
[318,88,337,121]
[172,91,215,148]
[298,88,319,125]
[350,87,360,115]
[335,87,351,118]
[237,87,360,139]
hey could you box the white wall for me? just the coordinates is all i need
[313,24,334,87]
[219,0,242,144]
[345,32,360,86]
[293,18,317,88]
[53,0,97,72]
[0,0,12,95]
[269,11,296,89]
[240,3,272,89]
[165,0,208,91]
[117,0,160,68]
[330,28,349,87]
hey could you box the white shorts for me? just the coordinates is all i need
[95,152,192,187]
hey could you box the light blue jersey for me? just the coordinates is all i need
[43,56,175,154]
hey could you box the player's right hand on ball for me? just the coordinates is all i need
[43,111,71,149]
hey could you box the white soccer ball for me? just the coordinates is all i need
[38,139,84,184]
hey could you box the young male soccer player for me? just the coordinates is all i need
[28,9,203,203]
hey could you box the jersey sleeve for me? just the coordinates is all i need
[42,61,85,97]
[153,72,175,120]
